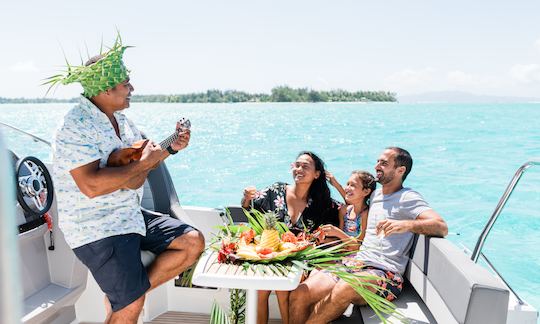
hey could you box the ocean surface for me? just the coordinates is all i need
[1,102,540,314]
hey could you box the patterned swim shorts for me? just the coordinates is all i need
[326,258,404,301]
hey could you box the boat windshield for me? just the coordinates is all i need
[0,122,51,162]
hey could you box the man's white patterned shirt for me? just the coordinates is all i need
[53,96,145,248]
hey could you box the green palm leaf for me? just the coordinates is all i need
[210,301,231,324]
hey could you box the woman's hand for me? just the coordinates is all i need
[242,186,257,208]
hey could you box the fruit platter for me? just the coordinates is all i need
[213,209,338,264]
[207,208,400,323]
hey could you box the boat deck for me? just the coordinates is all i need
[148,312,282,324]
[82,311,283,324]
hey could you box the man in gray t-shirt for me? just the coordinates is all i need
[289,147,448,324]
[357,187,431,275]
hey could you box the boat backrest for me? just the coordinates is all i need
[144,162,181,216]
[227,205,248,223]
[406,235,509,324]
[140,162,182,267]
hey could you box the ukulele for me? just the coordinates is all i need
[107,118,191,167]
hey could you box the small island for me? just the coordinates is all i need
[0,86,396,104]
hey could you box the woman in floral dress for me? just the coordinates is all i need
[241,151,341,324]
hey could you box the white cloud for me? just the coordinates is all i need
[510,64,540,83]
[446,70,501,88]
[535,38,540,53]
[9,61,39,73]
[447,70,476,86]
[384,67,436,87]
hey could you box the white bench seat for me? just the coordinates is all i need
[335,235,509,324]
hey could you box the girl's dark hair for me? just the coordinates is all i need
[296,151,334,226]
[351,170,377,206]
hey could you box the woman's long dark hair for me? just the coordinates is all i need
[296,151,335,227]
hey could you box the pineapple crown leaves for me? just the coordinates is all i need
[263,211,278,230]
[241,208,288,235]
[43,32,132,98]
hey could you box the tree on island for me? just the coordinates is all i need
[0,86,396,104]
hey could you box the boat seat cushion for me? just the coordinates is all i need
[406,236,509,324]
[141,179,155,210]
[359,280,437,324]
[141,250,156,268]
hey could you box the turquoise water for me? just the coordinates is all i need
[2,102,540,313]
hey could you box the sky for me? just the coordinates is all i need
[1,0,539,99]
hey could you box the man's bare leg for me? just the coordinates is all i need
[289,270,337,324]
[257,290,271,324]
[306,272,379,324]
[105,230,204,322]
[106,294,145,324]
[104,296,112,323]
[147,230,205,290]
[276,290,290,324]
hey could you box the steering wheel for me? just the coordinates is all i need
[15,156,54,216]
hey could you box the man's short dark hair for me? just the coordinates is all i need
[85,54,105,66]
[386,147,413,182]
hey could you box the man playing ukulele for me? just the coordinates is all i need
[51,35,204,324]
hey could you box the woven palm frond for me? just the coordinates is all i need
[43,33,132,97]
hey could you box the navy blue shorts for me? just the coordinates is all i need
[73,211,197,312]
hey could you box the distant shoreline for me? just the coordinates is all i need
[0,86,396,104]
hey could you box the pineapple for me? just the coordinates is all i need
[259,212,281,251]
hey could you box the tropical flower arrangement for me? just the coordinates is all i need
[209,209,402,324]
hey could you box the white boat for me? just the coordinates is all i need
[0,122,538,324]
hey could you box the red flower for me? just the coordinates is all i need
[217,241,238,263]
[218,250,228,263]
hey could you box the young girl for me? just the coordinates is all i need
[323,170,376,245]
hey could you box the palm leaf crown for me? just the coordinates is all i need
[44,33,131,98]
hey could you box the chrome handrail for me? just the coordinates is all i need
[480,252,525,305]
[461,243,526,304]
[0,121,51,147]
[471,159,540,263]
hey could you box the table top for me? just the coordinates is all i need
[192,251,303,291]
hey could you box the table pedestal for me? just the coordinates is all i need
[245,289,258,324]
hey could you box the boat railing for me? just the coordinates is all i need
[471,159,540,305]
[480,252,525,305]
[0,121,51,147]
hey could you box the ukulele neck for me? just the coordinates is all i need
[159,131,178,150]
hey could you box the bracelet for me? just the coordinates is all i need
[166,146,178,155]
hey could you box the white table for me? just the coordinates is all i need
[192,251,303,324]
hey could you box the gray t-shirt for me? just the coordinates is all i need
[355,187,431,275]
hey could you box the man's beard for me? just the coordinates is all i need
[377,170,394,185]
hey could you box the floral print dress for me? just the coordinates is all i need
[252,182,340,233]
